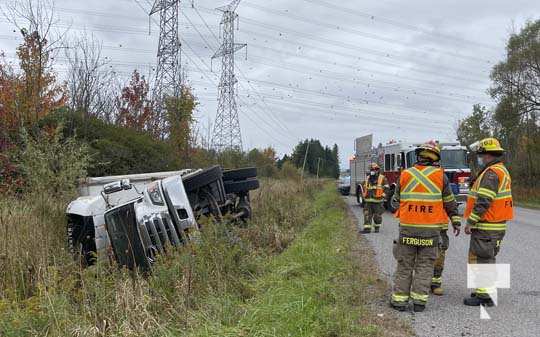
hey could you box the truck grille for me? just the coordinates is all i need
[140,213,182,254]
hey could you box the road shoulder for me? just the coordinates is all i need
[345,204,415,337]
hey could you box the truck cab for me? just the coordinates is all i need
[66,166,259,270]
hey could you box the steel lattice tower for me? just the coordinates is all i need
[211,0,246,152]
[150,0,182,135]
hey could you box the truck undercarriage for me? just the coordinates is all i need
[66,166,259,270]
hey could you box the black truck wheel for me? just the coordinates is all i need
[183,166,223,193]
[224,178,260,194]
[222,167,257,181]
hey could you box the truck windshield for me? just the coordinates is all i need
[440,150,467,169]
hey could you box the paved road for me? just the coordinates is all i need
[346,197,540,337]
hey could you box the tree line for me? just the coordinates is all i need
[457,19,540,189]
[0,0,341,194]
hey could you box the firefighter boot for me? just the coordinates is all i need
[390,303,408,312]
[463,296,494,307]
[413,304,425,312]
[431,285,444,296]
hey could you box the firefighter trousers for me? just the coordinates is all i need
[432,229,449,287]
[363,201,383,230]
[468,230,505,299]
[391,233,439,306]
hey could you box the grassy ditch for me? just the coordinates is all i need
[513,186,540,209]
[0,180,410,337]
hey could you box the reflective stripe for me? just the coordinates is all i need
[400,222,447,229]
[451,216,461,223]
[364,198,384,203]
[495,190,512,199]
[469,213,481,222]
[400,193,443,201]
[431,276,442,284]
[478,187,497,199]
[443,194,456,202]
[408,167,441,194]
[410,291,429,303]
[391,293,410,303]
[472,222,507,231]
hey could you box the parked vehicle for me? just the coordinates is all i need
[337,175,351,195]
[66,166,259,271]
[350,135,470,209]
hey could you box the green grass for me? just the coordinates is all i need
[184,185,383,337]
[0,180,407,337]
[513,186,540,209]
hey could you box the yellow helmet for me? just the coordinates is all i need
[415,140,441,161]
[475,137,504,154]
[369,162,380,170]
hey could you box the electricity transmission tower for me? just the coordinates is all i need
[150,0,182,136]
[211,0,246,152]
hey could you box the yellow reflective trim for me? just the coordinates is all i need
[410,291,429,302]
[400,223,447,229]
[364,198,384,203]
[443,194,456,202]
[408,167,441,194]
[401,192,442,200]
[469,213,481,221]
[471,222,507,231]
[431,277,442,283]
[478,188,497,199]
[451,216,461,222]
[391,293,410,302]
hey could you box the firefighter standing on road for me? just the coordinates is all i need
[390,141,461,312]
[463,137,513,307]
[431,228,450,296]
[361,163,389,234]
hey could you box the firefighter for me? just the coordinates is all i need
[431,228,449,296]
[390,141,461,312]
[361,163,389,234]
[463,137,512,307]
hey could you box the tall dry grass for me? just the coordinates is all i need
[0,178,322,337]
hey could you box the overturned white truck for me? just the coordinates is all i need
[66,166,259,271]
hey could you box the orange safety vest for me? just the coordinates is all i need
[397,165,449,228]
[363,174,385,202]
[464,163,513,230]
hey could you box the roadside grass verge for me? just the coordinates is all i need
[0,179,317,336]
[513,186,540,209]
[0,180,411,337]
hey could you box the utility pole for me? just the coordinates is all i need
[150,0,182,137]
[316,157,322,181]
[211,0,246,152]
[301,141,310,183]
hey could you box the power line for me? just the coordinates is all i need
[242,1,496,65]
[301,0,498,50]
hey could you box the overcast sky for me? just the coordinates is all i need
[1,0,539,167]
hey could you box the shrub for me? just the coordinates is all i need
[16,128,90,196]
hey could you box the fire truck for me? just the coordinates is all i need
[350,135,470,209]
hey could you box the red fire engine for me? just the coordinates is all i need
[350,136,470,208]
